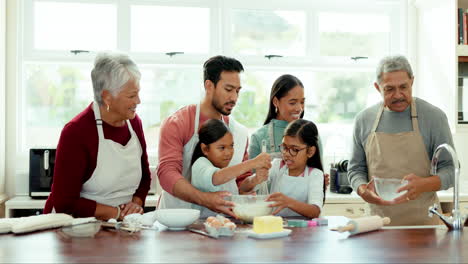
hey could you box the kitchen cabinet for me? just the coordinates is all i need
[321,190,467,218]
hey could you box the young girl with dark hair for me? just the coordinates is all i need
[241,119,325,218]
[191,119,271,217]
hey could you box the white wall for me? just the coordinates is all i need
[5,0,17,197]
[411,0,467,188]
[0,0,6,194]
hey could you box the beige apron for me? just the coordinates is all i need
[365,100,440,226]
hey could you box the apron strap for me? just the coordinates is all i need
[92,101,105,139]
[371,104,385,133]
[92,101,135,139]
[410,100,419,132]
[371,100,418,133]
[194,104,201,134]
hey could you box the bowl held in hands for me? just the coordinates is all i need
[374,177,408,201]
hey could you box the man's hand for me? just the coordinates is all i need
[200,191,236,218]
[266,192,293,215]
[357,178,394,206]
[393,173,441,204]
[119,201,144,219]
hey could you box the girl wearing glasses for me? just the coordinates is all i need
[241,119,325,218]
[190,119,271,217]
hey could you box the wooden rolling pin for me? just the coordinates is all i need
[336,216,391,236]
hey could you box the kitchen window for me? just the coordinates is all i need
[130,5,210,54]
[318,12,392,58]
[229,9,306,57]
[17,0,404,176]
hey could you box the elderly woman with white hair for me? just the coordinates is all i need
[44,52,151,221]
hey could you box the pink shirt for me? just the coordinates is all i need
[157,104,251,194]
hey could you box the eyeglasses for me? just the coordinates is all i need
[279,143,307,157]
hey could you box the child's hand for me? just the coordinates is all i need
[255,168,269,184]
[324,173,330,189]
[266,192,293,215]
[253,152,271,170]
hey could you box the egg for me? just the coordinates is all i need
[224,222,236,230]
[209,219,223,229]
[206,216,216,223]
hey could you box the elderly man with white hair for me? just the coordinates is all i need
[348,55,455,226]
[44,52,151,221]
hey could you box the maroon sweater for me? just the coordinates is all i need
[44,103,151,217]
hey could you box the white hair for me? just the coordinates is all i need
[376,55,414,84]
[91,52,141,105]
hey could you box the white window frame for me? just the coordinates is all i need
[15,0,407,195]
[222,0,403,68]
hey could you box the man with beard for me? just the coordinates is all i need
[157,55,271,216]
[348,55,454,225]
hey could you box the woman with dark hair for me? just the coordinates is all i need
[249,74,328,190]
[250,74,316,159]
[191,119,270,217]
[242,119,325,218]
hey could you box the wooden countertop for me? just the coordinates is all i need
[1,217,467,263]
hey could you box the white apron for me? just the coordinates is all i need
[158,104,248,209]
[256,122,284,195]
[270,163,314,217]
[365,100,439,225]
[196,171,239,218]
[79,101,143,207]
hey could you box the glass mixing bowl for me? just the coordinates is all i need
[226,195,274,223]
[374,177,408,201]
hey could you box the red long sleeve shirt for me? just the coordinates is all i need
[44,103,151,217]
[157,104,251,194]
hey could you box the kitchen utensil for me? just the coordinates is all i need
[61,220,101,237]
[226,195,274,223]
[12,213,74,234]
[154,209,200,230]
[335,216,391,236]
[374,177,408,201]
[101,221,141,232]
[330,159,352,194]
[29,148,56,198]
[257,140,270,195]
[189,228,218,239]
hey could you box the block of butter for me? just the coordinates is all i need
[253,216,284,234]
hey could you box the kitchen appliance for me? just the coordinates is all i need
[29,148,56,198]
[330,160,352,194]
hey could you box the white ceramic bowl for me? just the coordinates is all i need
[154,209,200,230]
[374,177,408,201]
[227,195,274,223]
